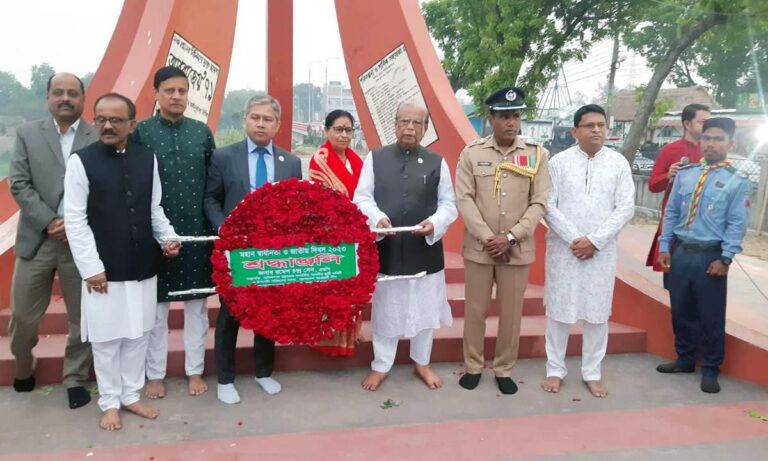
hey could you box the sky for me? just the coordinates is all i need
[0,0,653,103]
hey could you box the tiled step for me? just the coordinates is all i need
[0,284,546,336]
[0,316,646,386]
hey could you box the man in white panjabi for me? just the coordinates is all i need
[353,102,457,391]
[64,93,180,431]
[542,104,635,398]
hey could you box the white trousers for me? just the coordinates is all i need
[92,333,150,412]
[545,317,608,381]
[371,328,434,373]
[146,299,208,379]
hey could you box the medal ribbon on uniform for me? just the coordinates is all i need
[494,145,541,201]
[684,159,731,229]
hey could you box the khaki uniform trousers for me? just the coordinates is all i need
[9,237,92,387]
[463,259,529,377]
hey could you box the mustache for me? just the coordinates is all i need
[101,129,117,136]
[58,102,74,109]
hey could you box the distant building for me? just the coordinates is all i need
[325,81,358,123]
[610,85,721,139]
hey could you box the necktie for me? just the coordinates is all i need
[255,146,268,189]
[684,159,730,229]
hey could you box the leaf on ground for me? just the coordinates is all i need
[88,385,99,395]
[36,385,54,396]
[746,410,768,422]
[380,398,400,410]
[572,398,582,402]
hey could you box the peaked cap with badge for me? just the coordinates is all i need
[486,87,527,112]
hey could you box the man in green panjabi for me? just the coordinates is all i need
[133,66,215,399]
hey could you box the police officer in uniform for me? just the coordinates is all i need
[657,117,751,394]
[455,87,551,394]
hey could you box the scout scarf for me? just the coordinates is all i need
[684,159,731,229]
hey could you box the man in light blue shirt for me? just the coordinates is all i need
[656,117,751,394]
[204,94,302,405]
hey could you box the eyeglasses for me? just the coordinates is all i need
[701,134,727,142]
[577,122,607,130]
[94,116,132,127]
[396,118,425,128]
[331,126,354,134]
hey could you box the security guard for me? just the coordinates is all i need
[657,117,751,394]
[455,87,550,394]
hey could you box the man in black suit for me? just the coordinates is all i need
[204,94,302,404]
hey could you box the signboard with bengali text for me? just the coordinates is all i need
[228,243,358,287]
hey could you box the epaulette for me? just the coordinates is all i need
[469,136,490,147]
[679,163,698,170]
[524,139,540,146]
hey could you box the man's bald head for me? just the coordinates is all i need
[46,73,86,127]
[394,102,429,150]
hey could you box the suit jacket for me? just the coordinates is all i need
[10,117,98,259]
[204,139,303,230]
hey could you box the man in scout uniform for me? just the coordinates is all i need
[657,117,751,394]
[455,87,550,394]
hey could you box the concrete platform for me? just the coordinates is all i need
[0,283,546,336]
[0,354,766,460]
[0,316,646,386]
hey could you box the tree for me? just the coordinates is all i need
[293,83,323,122]
[216,89,260,131]
[0,71,27,113]
[81,72,95,90]
[30,62,55,97]
[423,0,638,113]
[634,86,673,140]
[621,0,768,162]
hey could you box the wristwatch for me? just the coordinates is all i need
[505,232,518,246]
[720,257,732,266]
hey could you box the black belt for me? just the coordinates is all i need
[678,240,721,252]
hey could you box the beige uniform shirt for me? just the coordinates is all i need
[455,135,550,265]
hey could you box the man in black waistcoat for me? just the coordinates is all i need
[353,102,457,391]
[64,93,180,431]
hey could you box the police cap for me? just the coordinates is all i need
[485,87,526,112]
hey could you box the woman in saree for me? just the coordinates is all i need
[309,110,364,356]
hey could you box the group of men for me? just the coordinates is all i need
[8,68,300,430]
[7,66,750,431]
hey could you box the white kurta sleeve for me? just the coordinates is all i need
[425,158,458,246]
[544,156,582,243]
[587,158,635,250]
[63,154,105,280]
[150,157,177,243]
[352,153,388,241]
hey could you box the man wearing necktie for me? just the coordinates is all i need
[656,117,751,394]
[204,94,302,404]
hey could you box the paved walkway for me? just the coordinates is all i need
[0,355,767,460]
[618,224,768,349]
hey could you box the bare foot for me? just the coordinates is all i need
[124,401,160,419]
[414,364,443,390]
[361,371,387,391]
[99,409,122,431]
[144,379,165,399]
[585,380,608,398]
[188,375,208,396]
[541,376,562,393]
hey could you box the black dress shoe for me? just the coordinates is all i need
[13,376,35,392]
[68,386,92,409]
[495,377,518,395]
[656,362,695,373]
[459,373,481,390]
[701,376,721,394]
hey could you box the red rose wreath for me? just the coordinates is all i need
[211,178,379,345]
